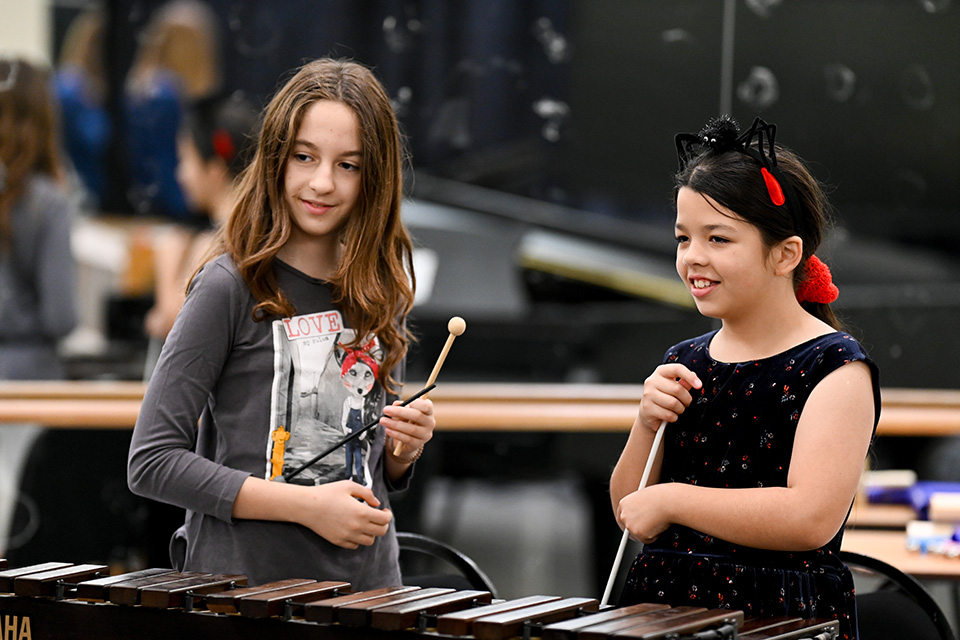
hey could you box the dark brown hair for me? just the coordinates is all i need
[675,142,840,329]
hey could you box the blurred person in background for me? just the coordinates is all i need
[54,6,112,209]
[123,0,222,219]
[0,57,79,554]
[143,91,259,376]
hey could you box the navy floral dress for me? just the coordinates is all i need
[620,331,880,640]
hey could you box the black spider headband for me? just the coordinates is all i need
[675,115,804,237]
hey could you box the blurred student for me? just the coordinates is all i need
[0,57,79,553]
[144,92,259,349]
[124,0,221,218]
[54,6,112,208]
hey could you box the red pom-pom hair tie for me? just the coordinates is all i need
[796,255,838,304]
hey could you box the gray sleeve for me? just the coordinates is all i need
[127,260,250,523]
[35,185,78,338]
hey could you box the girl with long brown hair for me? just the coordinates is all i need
[128,59,434,589]
[0,57,78,555]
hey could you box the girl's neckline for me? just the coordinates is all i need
[704,330,841,366]
[275,258,330,284]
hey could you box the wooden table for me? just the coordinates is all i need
[846,502,916,530]
[2,382,960,435]
[843,529,960,581]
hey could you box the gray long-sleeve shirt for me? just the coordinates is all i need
[0,175,77,380]
[128,254,407,588]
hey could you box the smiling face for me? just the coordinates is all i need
[675,186,780,323]
[280,99,363,273]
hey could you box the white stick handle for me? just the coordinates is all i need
[600,421,667,607]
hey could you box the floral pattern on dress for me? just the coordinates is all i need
[620,331,879,640]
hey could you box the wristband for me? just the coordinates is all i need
[387,441,424,465]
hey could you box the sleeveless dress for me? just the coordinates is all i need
[619,331,880,640]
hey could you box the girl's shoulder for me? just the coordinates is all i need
[801,331,876,370]
[191,253,248,294]
[663,330,717,362]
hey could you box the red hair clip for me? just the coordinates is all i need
[760,167,785,206]
[796,255,838,304]
[211,129,236,163]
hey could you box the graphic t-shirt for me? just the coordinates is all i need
[268,309,383,487]
[129,255,406,588]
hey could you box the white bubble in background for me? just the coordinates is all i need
[824,63,857,103]
[900,64,935,111]
[919,0,952,13]
[745,0,785,18]
[392,85,413,118]
[737,66,779,110]
[428,97,472,150]
[383,15,417,54]
[532,97,569,142]
[661,28,693,44]
[228,2,283,58]
[532,17,571,64]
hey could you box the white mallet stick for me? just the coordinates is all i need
[392,316,466,457]
[600,420,667,607]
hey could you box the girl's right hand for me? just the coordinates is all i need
[298,480,393,549]
[639,364,702,433]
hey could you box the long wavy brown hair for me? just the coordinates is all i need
[0,58,64,250]
[198,58,415,392]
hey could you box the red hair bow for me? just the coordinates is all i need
[796,255,838,304]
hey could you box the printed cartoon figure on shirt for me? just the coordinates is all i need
[336,339,382,484]
[266,309,383,488]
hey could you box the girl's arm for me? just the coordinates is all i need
[232,477,393,549]
[616,360,875,549]
[610,363,702,512]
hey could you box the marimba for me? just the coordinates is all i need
[0,560,839,640]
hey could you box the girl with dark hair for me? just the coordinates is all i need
[128,59,434,589]
[610,116,879,639]
[144,91,259,346]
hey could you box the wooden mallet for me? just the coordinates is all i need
[392,316,466,457]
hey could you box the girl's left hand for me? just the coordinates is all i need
[616,484,674,545]
[381,397,435,457]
